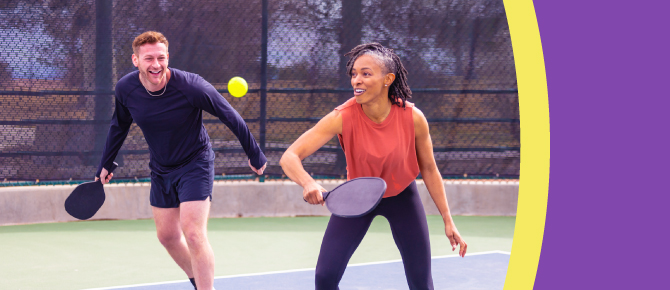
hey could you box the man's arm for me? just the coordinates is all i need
[96,95,133,180]
[188,76,267,170]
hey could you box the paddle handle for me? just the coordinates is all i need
[303,190,331,203]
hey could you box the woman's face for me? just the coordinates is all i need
[350,54,392,104]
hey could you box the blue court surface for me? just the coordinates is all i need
[86,251,509,290]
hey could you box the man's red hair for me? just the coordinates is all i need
[132,31,169,55]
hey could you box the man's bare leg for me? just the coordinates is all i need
[181,200,215,290]
[152,207,195,278]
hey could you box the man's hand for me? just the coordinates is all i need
[248,160,267,175]
[445,221,467,257]
[95,168,114,185]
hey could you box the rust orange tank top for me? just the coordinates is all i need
[336,97,420,198]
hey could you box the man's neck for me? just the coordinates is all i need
[141,68,171,92]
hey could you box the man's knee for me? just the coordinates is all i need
[179,201,210,247]
[156,229,182,247]
[182,226,207,247]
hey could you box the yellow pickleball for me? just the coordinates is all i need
[227,76,248,98]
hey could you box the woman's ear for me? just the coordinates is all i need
[385,73,396,86]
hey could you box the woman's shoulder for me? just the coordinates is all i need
[397,98,414,108]
[411,105,429,133]
[335,97,358,111]
[400,99,418,121]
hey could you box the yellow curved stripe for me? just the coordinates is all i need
[502,1,550,289]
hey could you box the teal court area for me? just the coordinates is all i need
[0,216,514,290]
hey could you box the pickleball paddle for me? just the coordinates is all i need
[305,177,387,218]
[64,162,118,220]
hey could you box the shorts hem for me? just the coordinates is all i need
[180,195,212,203]
[150,203,180,209]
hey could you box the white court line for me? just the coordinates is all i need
[82,279,189,290]
[348,250,510,268]
[82,251,510,290]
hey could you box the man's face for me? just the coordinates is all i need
[132,42,169,89]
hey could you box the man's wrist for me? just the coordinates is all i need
[251,153,267,169]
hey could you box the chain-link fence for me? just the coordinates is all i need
[0,0,518,182]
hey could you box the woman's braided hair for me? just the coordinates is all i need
[345,43,412,108]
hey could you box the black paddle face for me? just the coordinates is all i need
[64,162,117,220]
[64,181,105,220]
[325,177,387,218]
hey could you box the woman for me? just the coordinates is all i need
[280,43,466,290]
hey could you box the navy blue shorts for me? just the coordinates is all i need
[150,149,215,208]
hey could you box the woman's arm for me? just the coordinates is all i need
[413,107,467,257]
[280,110,343,205]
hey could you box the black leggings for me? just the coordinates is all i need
[315,181,433,290]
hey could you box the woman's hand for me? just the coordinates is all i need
[445,220,467,257]
[303,181,327,205]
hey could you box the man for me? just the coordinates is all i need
[96,31,266,290]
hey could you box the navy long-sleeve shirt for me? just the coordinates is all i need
[96,68,266,176]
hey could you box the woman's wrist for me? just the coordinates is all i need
[298,174,317,188]
[442,213,454,224]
